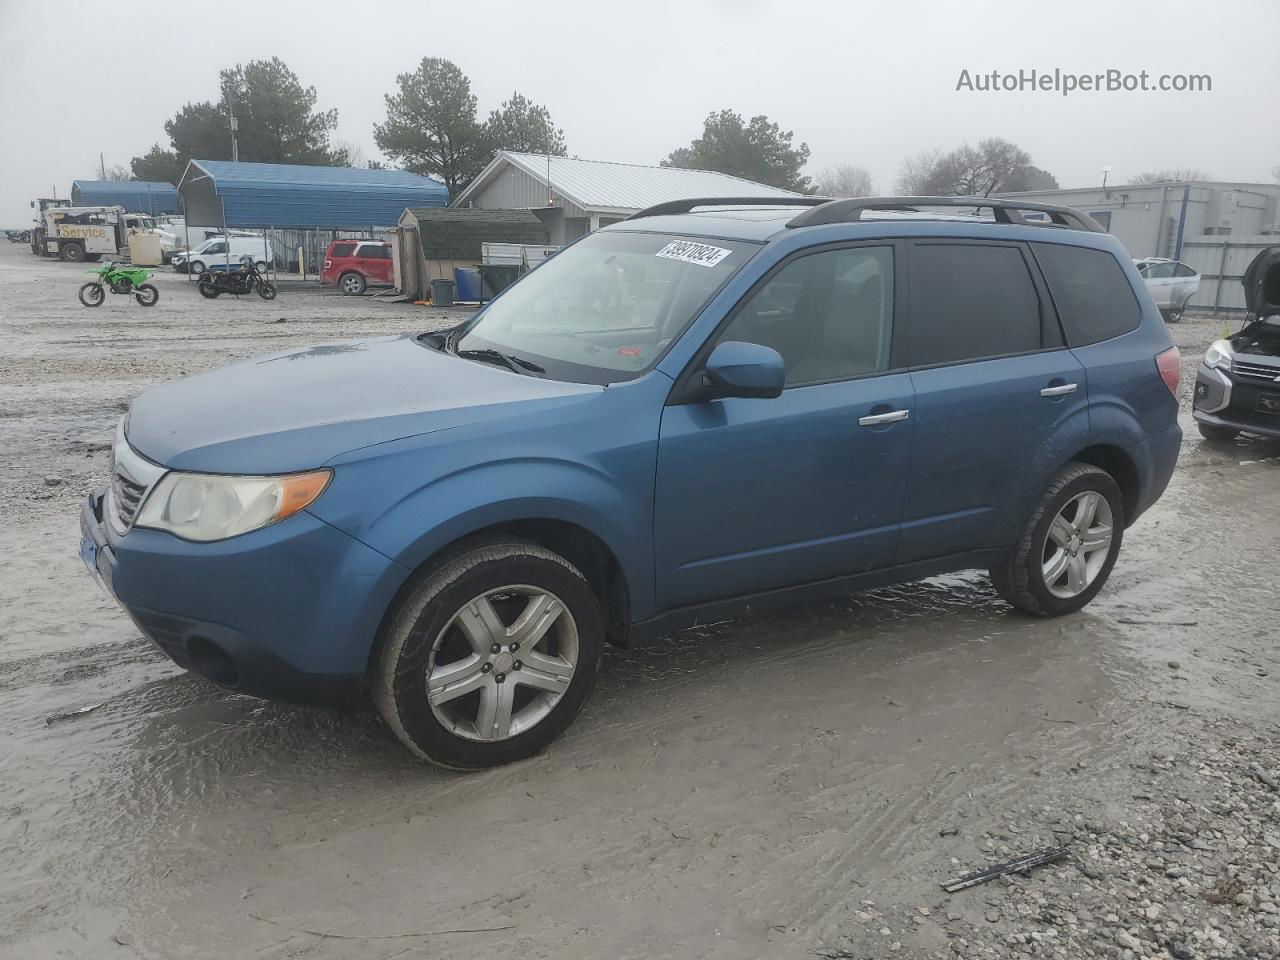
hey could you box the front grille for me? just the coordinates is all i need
[111,469,148,528]
[1231,358,1280,382]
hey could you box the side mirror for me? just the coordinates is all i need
[702,341,785,400]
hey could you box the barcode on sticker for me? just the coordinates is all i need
[655,240,731,268]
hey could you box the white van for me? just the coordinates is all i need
[172,236,274,274]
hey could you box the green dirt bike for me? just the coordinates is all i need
[79,262,159,308]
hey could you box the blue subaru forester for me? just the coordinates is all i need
[80,196,1181,768]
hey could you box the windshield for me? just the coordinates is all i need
[454,230,756,384]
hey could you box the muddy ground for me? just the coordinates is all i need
[1,242,1277,960]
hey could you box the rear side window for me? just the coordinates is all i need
[1033,243,1142,346]
[330,242,356,258]
[907,243,1042,366]
[359,244,391,259]
[1174,262,1196,277]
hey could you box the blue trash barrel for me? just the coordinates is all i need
[453,267,483,302]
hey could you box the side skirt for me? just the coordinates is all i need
[628,549,1007,646]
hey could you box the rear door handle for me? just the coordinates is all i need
[1040,383,1078,397]
[858,409,910,426]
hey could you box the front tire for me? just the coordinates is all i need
[60,243,85,263]
[990,463,1125,617]
[189,259,206,276]
[134,284,159,307]
[374,539,604,769]
[78,282,105,307]
[339,271,366,295]
[1197,422,1239,443]
[256,280,277,300]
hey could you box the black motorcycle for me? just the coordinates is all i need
[196,255,277,300]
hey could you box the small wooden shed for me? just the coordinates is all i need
[394,207,548,301]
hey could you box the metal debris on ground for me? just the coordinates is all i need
[45,702,105,725]
[940,846,1069,893]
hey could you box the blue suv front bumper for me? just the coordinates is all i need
[80,487,409,706]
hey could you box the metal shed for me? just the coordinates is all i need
[178,160,448,230]
[70,180,180,215]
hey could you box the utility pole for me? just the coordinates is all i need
[227,97,240,163]
[100,152,106,179]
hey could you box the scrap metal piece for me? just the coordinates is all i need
[45,702,105,725]
[941,846,1069,893]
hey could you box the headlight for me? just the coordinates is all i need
[1203,339,1233,370]
[135,470,331,542]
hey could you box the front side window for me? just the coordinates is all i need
[714,246,894,386]
[455,231,755,384]
[907,243,1042,366]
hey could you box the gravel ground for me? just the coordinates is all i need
[1,243,1279,960]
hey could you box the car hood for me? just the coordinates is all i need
[126,335,600,474]
[1242,246,1280,316]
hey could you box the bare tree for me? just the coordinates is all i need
[1129,168,1212,184]
[894,139,1056,196]
[1270,164,1279,183]
[895,149,942,194]
[91,162,133,181]
[815,164,874,198]
[332,139,371,168]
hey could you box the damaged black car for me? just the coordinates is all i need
[1193,246,1280,442]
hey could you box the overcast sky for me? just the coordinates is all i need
[2,0,1277,226]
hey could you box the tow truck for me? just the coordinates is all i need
[31,203,158,262]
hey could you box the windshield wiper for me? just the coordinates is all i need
[456,348,545,375]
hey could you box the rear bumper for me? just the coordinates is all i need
[80,488,409,706]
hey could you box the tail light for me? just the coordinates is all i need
[1156,346,1181,397]
[323,259,332,269]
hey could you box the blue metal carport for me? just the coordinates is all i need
[177,160,447,231]
[71,180,180,215]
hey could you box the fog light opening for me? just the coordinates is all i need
[187,636,240,688]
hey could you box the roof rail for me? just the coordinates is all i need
[626,196,829,221]
[785,196,1107,233]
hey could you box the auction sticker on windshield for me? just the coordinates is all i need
[655,240,732,268]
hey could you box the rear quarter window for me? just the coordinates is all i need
[330,242,356,258]
[1032,243,1142,346]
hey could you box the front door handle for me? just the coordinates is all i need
[858,409,910,426]
[1040,383,1078,397]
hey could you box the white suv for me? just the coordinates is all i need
[1135,258,1199,322]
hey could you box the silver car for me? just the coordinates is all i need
[1135,258,1199,322]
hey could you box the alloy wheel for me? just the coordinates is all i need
[1041,491,1114,599]
[427,585,578,742]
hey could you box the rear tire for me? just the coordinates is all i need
[78,282,105,307]
[339,271,366,296]
[197,280,221,299]
[134,284,159,307]
[990,462,1125,617]
[374,539,604,769]
[1197,422,1239,443]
